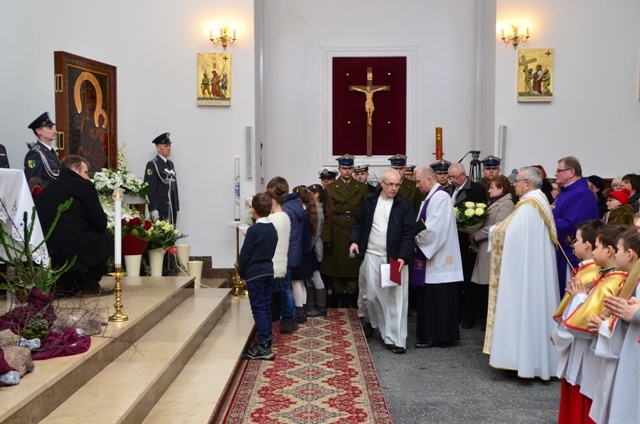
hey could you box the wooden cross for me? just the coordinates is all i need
[349,67,390,156]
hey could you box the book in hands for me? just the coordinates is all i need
[380,258,403,287]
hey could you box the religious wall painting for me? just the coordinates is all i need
[517,48,553,103]
[54,51,118,171]
[197,53,231,106]
[333,57,406,157]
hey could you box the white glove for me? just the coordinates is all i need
[150,210,160,221]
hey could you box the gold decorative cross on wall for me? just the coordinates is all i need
[349,67,390,156]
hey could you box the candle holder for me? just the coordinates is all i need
[227,220,248,297]
[108,266,129,322]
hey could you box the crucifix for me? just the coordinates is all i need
[349,67,390,156]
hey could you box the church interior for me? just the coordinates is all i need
[1,1,639,422]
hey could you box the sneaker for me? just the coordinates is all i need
[244,341,275,360]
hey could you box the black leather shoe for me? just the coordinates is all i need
[360,317,374,338]
[414,340,437,348]
[391,346,406,354]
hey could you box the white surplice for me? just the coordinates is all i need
[486,189,560,380]
[605,286,640,424]
[414,184,463,284]
[590,317,626,423]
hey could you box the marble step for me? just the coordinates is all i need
[38,285,232,423]
[143,297,254,424]
[0,275,199,424]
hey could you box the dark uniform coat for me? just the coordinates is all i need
[446,178,488,281]
[144,155,180,223]
[24,141,60,187]
[0,144,9,168]
[34,168,112,271]
[321,178,369,278]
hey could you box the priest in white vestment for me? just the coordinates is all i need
[349,169,416,354]
[484,166,560,379]
[413,166,463,348]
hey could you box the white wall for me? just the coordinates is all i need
[494,0,640,177]
[260,0,482,186]
[0,0,256,268]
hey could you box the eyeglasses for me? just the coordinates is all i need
[555,167,573,173]
[381,180,401,188]
[513,178,529,184]
[448,173,463,181]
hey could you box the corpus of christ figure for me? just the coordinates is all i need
[349,67,390,156]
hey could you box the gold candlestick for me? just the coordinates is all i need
[232,221,247,296]
[108,266,129,322]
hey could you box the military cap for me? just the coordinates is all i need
[388,154,407,168]
[336,154,355,167]
[28,112,55,130]
[152,132,171,145]
[430,159,451,173]
[318,168,338,179]
[481,155,501,168]
[354,164,369,173]
[405,164,416,173]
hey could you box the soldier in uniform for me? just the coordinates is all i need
[322,154,369,308]
[477,155,502,191]
[477,155,517,202]
[318,167,337,188]
[430,159,452,190]
[24,112,60,188]
[144,132,179,224]
[387,154,424,214]
[405,164,416,182]
[353,164,376,193]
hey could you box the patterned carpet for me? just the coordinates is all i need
[220,309,392,424]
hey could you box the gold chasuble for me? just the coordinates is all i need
[563,270,628,333]
[552,260,601,321]
[483,196,558,355]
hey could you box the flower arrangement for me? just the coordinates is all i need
[454,201,488,233]
[121,217,153,255]
[91,145,148,198]
[147,220,186,250]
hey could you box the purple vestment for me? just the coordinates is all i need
[552,177,599,296]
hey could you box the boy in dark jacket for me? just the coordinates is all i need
[239,193,278,360]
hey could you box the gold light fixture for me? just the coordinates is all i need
[210,25,236,50]
[501,24,529,49]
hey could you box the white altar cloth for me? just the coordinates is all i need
[0,169,48,263]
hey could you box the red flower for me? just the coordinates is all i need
[143,220,153,230]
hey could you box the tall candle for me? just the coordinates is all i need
[113,187,123,266]
[435,127,443,160]
[234,155,240,220]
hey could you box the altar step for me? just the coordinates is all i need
[0,276,254,424]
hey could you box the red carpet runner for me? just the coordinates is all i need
[220,309,393,423]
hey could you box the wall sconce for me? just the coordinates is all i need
[501,25,529,49]
[210,25,236,50]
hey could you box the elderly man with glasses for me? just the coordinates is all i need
[349,169,416,354]
[552,156,599,297]
[484,166,560,380]
[446,162,487,329]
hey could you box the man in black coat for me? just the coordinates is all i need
[0,143,9,168]
[349,169,416,354]
[144,132,179,224]
[446,162,488,329]
[34,155,113,297]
